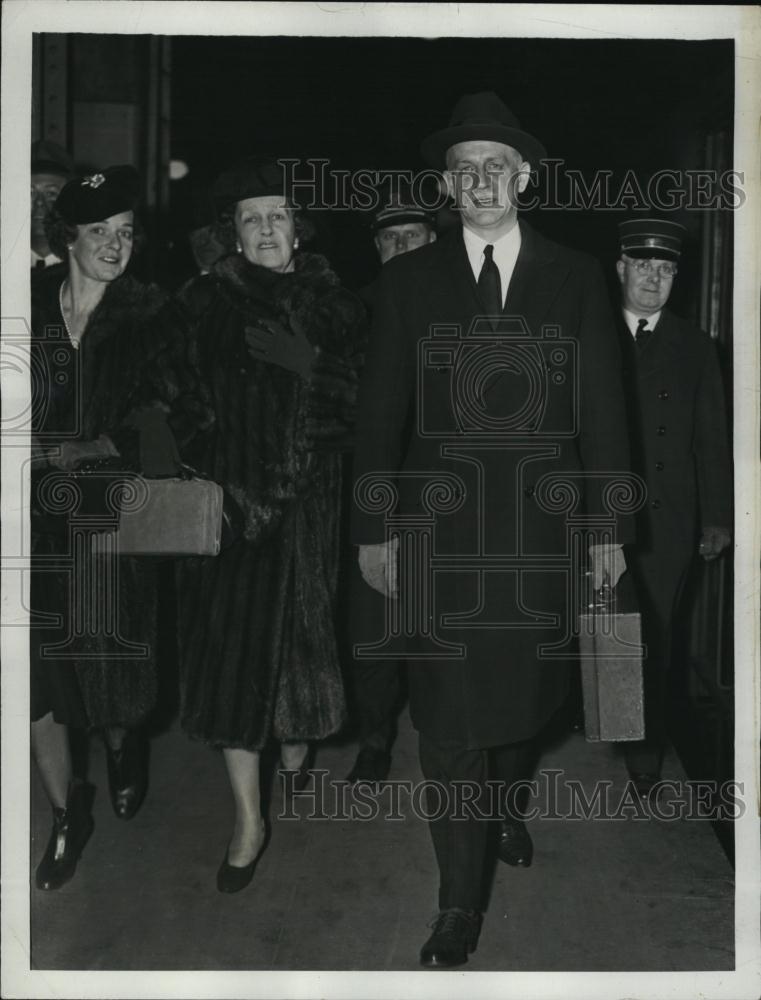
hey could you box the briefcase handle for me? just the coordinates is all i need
[583,570,640,614]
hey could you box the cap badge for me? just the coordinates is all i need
[81,173,105,189]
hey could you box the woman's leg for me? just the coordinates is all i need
[31,712,94,891]
[31,711,72,808]
[222,747,266,867]
[280,741,308,769]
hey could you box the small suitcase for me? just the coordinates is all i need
[578,573,645,742]
[110,475,224,557]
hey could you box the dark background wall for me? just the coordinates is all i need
[168,35,734,309]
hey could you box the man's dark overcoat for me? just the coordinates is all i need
[352,222,633,749]
[616,308,732,632]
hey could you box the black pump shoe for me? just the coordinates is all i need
[105,730,147,821]
[35,783,95,891]
[217,830,269,894]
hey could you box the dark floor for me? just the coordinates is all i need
[30,703,735,973]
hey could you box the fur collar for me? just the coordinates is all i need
[212,251,340,305]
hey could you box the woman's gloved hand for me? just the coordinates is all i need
[245,317,315,379]
[49,434,119,470]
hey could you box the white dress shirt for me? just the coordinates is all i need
[462,224,522,307]
[622,307,661,339]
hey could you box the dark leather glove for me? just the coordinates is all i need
[245,317,315,379]
[698,526,731,560]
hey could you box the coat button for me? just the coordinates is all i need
[658,390,669,400]
[656,425,666,435]
[435,366,447,374]
[651,499,661,509]
[524,485,535,498]
[655,462,664,471]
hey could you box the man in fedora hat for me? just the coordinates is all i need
[614,218,732,799]
[31,139,75,268]
[352,91,633,967]
[347,180,437,787]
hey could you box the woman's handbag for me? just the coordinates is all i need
[578,572,645,742]
[109,467,225,556]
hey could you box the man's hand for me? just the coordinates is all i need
[588,542,626,590]
[49,434,118,471]
[698,526,731,561]
[245,318,315,379]
[358,538,399,598]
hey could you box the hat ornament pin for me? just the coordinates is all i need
[81,173,106,189]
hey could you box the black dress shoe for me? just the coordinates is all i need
[105,730,147,821]
[346,746,392,785]
[35,783,95,891]
[419,908,482,968]
[628,771,661,801]
[216,832,268,894]
[497,817,533,867]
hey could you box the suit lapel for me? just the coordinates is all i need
[435,222,572,337]
[439,228,484,320]
[505,222,570,337]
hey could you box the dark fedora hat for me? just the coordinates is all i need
[31,139,75,178]
[618,218,687,261]
[54,165,140,225]
[212,156,295,218]
[421,91,547,169]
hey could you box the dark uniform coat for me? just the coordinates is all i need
[617,308,732,652]
[352,223,633,749]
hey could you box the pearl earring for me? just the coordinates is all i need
[235,243,242,253]
[294,238,299,249]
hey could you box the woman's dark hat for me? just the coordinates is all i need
[618,218,686,261]
[54,165,140,225]
[212,157,294,217]
[421,91,547,169]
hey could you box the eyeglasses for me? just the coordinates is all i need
[626,259,678,279]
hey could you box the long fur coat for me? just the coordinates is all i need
[170,252,366,750]
[31,265,169,729]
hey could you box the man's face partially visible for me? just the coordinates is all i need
[444,140,529,238]
[616,255,676,316]
[31,171,67,239]
[374,222,436,264]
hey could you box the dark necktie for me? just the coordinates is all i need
[635,317,650,350]
[478,244,502,318]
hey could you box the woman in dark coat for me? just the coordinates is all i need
[31,166,170,889]
[172,157,365,892]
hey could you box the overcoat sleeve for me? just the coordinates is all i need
[576,259,636,546]
[693,335,732,531]
[350,263,416,544]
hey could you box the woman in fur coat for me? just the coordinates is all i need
[30,166,195,890]
[172,157,365,893]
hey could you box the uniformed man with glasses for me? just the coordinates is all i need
[615,218,732,800]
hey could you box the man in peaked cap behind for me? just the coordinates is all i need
[614,218,732,800]
[31,139,75,268]
[351,91,634,967]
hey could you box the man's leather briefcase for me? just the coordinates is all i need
[578,572,645,742]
